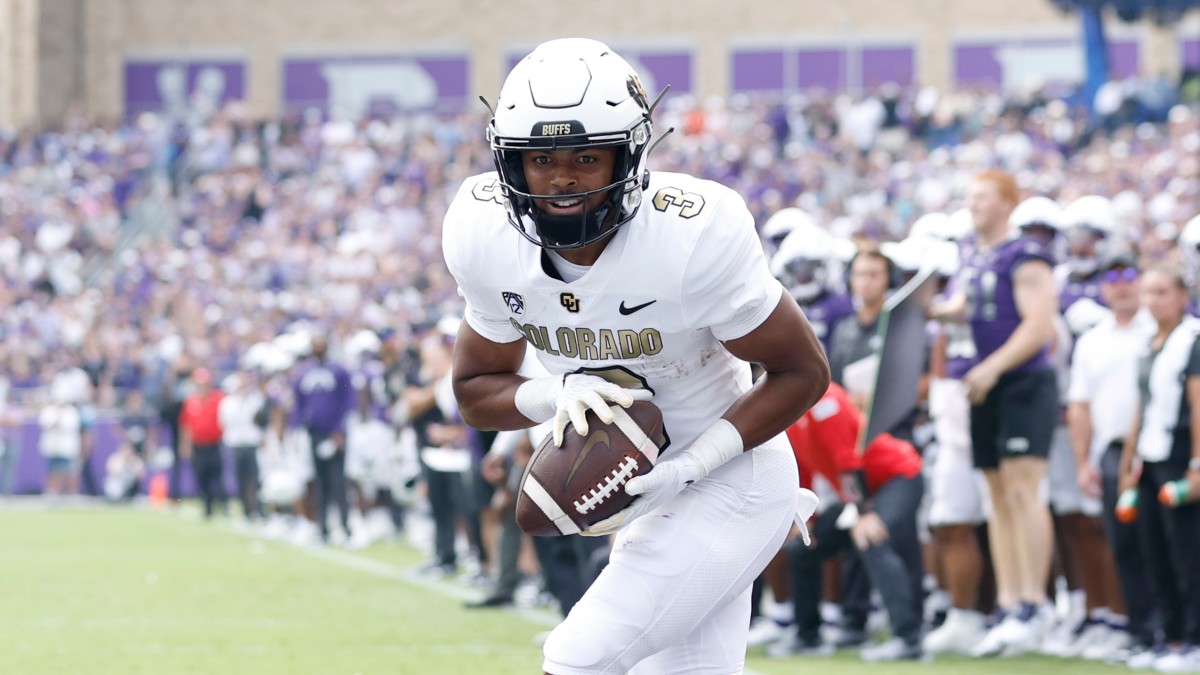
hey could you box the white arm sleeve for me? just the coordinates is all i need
[681,191,784,339]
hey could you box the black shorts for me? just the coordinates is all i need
[970,369,1058,470]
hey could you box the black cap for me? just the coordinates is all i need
[1102,253,1138,272]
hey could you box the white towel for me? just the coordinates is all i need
[1138,317,1200,462]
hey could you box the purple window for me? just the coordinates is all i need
[796,49,845,91]
[731,49,786,92]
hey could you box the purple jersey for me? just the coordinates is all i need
[801,291,855,356]
[1059,271,1105,316]
[963,234,1053,373]
[354,360,390,421]
[292,359,356,435]
[940,271,979,380]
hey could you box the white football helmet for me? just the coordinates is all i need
[488,38,659,249]
[770,225,836,303]
[890,236,960,278]
[944,208,974,241]
[908,212,950,241]
[1011,196,1064,258]
[762,207,819,249]
[1061,195,1115,277]
[1179,213,1200,290]
[345,329,383,365]
[1010,196,1063,233]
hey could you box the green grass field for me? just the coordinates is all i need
[0,504,1125,674]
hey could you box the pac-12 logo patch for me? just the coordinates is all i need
[502,291,525,316]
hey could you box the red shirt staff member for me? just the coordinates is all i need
[782,383,925,662]
[179,368,226,518]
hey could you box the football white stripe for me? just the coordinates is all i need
[610,405,661,464]
[522,475,582,535]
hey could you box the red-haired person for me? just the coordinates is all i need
[931,169,1060,655]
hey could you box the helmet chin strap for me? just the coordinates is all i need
[533,202,615,249]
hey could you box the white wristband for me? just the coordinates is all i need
[514,376,561,424]
[680,419,744,477]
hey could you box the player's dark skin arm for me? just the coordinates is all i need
[453,292,830,448]
[721,292,830,449]
[452,325,537,431]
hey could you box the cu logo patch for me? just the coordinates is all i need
[560,293,581,313]
[471,179,504,204]
[652,187,705,219]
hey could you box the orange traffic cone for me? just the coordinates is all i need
[148,473,169,509]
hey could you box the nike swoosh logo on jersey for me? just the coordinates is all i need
[564,430,610,489]
[619,300,657,315]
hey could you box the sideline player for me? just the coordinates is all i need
[931,170,1059,656]
[442,38,829,674]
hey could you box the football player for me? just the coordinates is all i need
[1059,195,1118,332]
[931,170,1060,657]
[1013,195,1129,656]
[770,222,854,357]
[762,206,820,256]
[442,38,829,675]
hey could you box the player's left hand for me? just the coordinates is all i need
[582,453,703,536]
[963,362,1000,405]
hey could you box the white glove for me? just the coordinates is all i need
[794,488,819,546]
[583,419,743,537]
[583,452,703,536]
[515,374,653,447]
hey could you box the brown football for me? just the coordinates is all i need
[516,400,668,536]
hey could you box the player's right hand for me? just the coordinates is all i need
[552,374,653,447]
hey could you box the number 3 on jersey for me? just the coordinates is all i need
[652,187,705,219]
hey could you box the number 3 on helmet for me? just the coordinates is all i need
[486,38,667,250]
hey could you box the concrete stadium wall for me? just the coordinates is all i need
[13,0,1200,126]
[0,0,39,130]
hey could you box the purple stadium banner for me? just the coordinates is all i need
[504,48,694,95]
[732,49,786,92]
[4,418,232,498]
[283,54,469,117]
[124,59,245,117]
[955,38,1083,90]
[1183,38,1199,68]
[956,37,1142,90]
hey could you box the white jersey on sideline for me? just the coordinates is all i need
[443,170,784,452]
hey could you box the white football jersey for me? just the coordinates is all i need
[443,171,784,452]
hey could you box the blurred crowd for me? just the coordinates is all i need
[1,70,1199,667]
